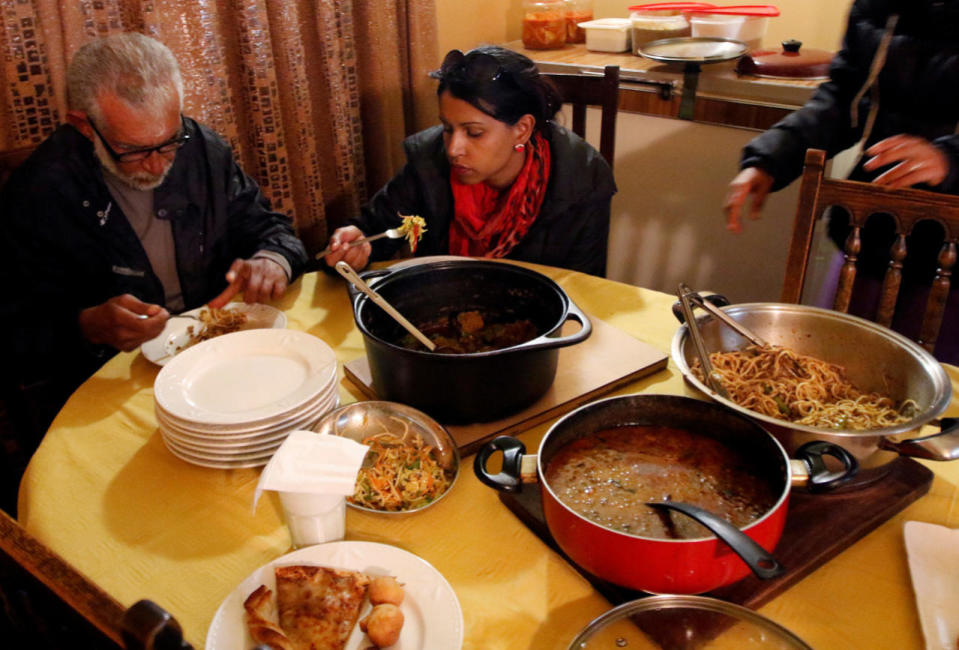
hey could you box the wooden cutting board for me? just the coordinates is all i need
[344,316,669,455]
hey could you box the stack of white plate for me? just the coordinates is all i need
[153,328,339,469]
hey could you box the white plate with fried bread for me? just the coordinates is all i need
[206,540,464,650]
[141,303,287,366]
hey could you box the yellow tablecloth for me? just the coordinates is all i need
[18,263,959,649]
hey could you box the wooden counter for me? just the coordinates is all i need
[507,41,824,131]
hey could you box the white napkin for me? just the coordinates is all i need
[904,520,959,650]
[253,430,369,511]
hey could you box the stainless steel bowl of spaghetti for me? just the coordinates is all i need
[671,303,956,488]
[310,401,460,513]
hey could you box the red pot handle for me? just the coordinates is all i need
[474,436,528,493]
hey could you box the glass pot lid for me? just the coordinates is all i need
[568,594,813,650]
[639,36,748,64]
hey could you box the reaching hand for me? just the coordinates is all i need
[208,257,289,309]
[78,294,169,351]
[864,134,950,189]
[724,167,775,232]
[323,226,372,270]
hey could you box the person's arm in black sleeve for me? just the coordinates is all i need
[557,194,612,277]
[0,175,113,392]
[222,151,308,282]
[933,134,959,194]
[741,0,884,189]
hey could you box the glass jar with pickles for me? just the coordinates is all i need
[564,0,594,44]
[523,0,567,50]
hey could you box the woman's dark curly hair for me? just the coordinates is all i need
[430,45,562,131]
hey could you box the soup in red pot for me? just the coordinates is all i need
[545,425,778,539]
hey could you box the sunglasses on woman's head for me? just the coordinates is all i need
[433,50,505,83]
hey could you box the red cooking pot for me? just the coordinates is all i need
[475,394,857,594]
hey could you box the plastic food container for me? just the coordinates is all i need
[577,18,632,52]
[689,13,769,50]
[629,12,691,54]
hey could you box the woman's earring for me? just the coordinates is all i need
[514,143,526,152]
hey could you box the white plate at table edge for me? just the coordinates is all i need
[206,540,464,650]
[141,303,288,366]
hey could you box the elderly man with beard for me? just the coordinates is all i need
[0,32,307,445]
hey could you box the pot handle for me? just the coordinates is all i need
[879,418,959,461]
[345,268,391,303]
[793,441,859,492]
[670,293,731,323]
[473,436,530,493]
[509,296,593,353]
[646,501,785,580]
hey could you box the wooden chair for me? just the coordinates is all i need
[542,65,620,168]
[0,508,193,649]
[782,148,959,354]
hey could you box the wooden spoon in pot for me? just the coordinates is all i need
[335,262,436,352]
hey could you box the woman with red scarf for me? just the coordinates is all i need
[324,46,617,277]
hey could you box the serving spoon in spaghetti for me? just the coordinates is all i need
[677,284,729,398]
[678,283,806,378]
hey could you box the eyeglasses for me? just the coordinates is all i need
[433,49,505,84]
[88,115,190,163]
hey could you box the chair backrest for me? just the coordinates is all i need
[782,148,959,354]
[0,146,35,191]
[0,508,193,649]
[542,65,620,168]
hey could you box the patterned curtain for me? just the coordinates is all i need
[0,0,438,255]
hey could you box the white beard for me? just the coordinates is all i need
[94,139,172,191]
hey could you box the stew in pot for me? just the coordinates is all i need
[545,426,778,539]
[399,310,538,354]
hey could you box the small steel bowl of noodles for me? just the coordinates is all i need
[311,401,460,513]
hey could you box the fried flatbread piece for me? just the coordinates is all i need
[275,565,371,650]
[243,584,294,650]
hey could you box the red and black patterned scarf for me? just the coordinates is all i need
[448,131,551,258]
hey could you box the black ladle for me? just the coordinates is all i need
[646,501,785,580]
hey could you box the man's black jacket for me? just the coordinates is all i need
[0,118,307,391]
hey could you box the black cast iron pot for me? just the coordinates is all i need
[349,260,592,423]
